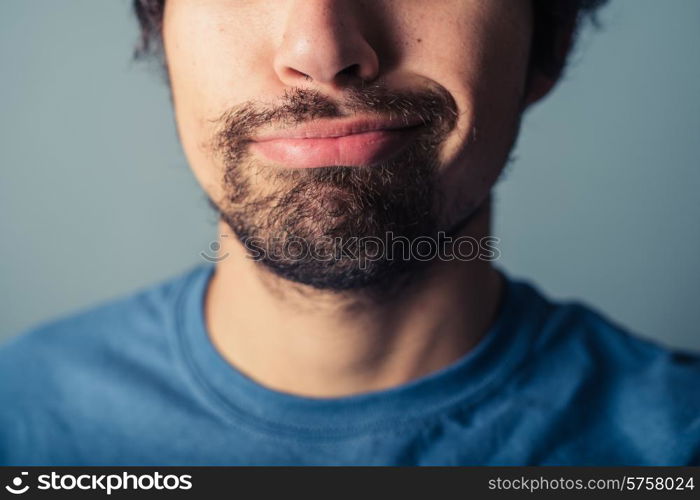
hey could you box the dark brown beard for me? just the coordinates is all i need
[210,82,458,292]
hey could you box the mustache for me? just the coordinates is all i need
[212,82,459,163]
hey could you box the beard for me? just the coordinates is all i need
[209,82,459,292]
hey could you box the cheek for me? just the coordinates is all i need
[167,74,224,201]
[397,4,532,221]
[163,4,278,200]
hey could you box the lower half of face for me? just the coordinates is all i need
[164,0,533,291]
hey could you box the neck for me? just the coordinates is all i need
[205,198,504,398]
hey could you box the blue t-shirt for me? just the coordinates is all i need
[1,263,699,465]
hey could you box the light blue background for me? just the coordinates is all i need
[1,0,699,351]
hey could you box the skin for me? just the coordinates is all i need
[162,0,556,397]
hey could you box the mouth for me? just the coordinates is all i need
[249,117,426,169]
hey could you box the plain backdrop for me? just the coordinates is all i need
[1,0,699,351]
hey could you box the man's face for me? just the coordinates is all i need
[163,0,534,291]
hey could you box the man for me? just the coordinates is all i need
[1,0,698,465]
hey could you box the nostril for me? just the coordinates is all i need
[333,64,366,86]
[338,64,361,77]
[286,67,312,81]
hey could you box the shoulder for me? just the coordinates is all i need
[0,263,205,364]
[535,288,700,389]
[511,278,700,464]
[0,264,211,462]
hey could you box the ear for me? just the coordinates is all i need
[523,72,558,108]
[523,15,579,108]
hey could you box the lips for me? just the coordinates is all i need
[249,117,425,168]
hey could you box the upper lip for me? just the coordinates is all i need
[251,116,426,142]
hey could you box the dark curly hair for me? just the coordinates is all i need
[133,0,608,81]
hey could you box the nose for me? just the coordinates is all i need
[273,0,380,90]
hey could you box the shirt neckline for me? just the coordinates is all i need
[175,263,540,439]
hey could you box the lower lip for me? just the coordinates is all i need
[250,127,421,168]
